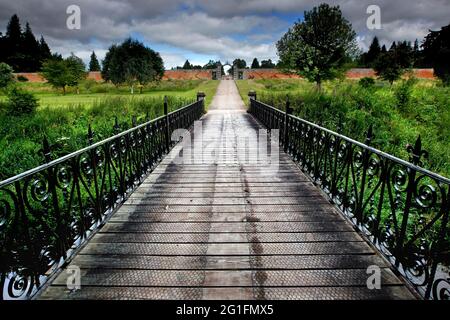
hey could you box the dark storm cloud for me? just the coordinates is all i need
[0,0,448,68]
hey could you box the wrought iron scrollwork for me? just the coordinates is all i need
[249,97,450,300]
[0,96,204,300]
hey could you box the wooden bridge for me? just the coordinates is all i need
[36,81,417,300]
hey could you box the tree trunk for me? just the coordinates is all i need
[63,86,66,95]
[130,85,134,94]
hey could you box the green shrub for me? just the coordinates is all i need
[6,88,39,116]
[0,62,14,89]
[16,75,29,82]
[394,78,416,112]
[359,77,375,89]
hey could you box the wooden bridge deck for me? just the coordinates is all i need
[38,80,415,300]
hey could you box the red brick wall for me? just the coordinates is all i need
[14,68,435,83]
[162,70,212,80]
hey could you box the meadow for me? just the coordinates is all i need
[236,78,450,178]
[0,79,219,180]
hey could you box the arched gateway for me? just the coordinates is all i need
[212,61,243,80]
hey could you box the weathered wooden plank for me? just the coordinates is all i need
[108,211,344,222]
[69,254,386,270]
[100,221,353,233]
[80,241,372,256]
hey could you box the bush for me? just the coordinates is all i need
[359,77,375,88]
[0,62,14,89]
[6,88,39,116]
[17,75,29,82]
[394,78,415,112]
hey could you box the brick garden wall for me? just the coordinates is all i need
[14,68,435,83]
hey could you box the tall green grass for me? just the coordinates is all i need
[236,79,450,177]
[0,95,193,180]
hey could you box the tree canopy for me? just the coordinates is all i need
[251,58,260,69]
[0,14,53,72]
[102,38,164,93]
[89,51,101,72]
[41,54,86,94]
[422,23,450,85]
[276,3,357,89]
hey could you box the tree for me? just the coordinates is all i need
[203,60,219,69]
[66,54,87,93]
[260,59,276,68]
[0,62,14,90]
[182,60,193,69]
[364,36,381,67]
[1,15,54,72]
[374,51,404,85]
[41,54,86,94]
[4,14,23,71]
[422,24,450,85]
[277,3,357,90]
[101,38,164,93]
[21,23,40,71]
[251,58,260,69]
[38,36,52,62]
[89,51,101,71]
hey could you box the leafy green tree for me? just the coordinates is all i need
[66,54,87,93]
[374,51,404,85]
[0,62,14,90]
[41,54,86,94]
[260,59,276,68]
[423,23,450,85]
[251,58,260,69]
[277,3,357,90]
[203,60,219,69]
[89,51,101,71]
[102,38,164,93]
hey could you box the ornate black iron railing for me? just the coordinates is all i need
[0,94,205,300]
[248,92,450,300]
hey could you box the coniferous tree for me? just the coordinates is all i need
[182,60,193,69]
[5,14,23,71]
[89,51,101,71]
[364,37,381,67]
[251,58,260,69]
[22,23,40,71]
[38,36,52,62]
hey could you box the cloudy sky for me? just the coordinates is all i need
[0,0,448,69]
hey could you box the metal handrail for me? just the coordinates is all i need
[0,94,205,300]
[254,100,450,184]
[249,95,450,300]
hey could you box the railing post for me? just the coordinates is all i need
[355,125,373,223]
[164,96,170,153]
[248,90,256,113]
[42,136,68,258]
[284,96,292,153]
[396,136,424,266]
[197,91,206,113]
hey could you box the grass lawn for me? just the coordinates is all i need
[1,79,219,109]
[0,79,219,179]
